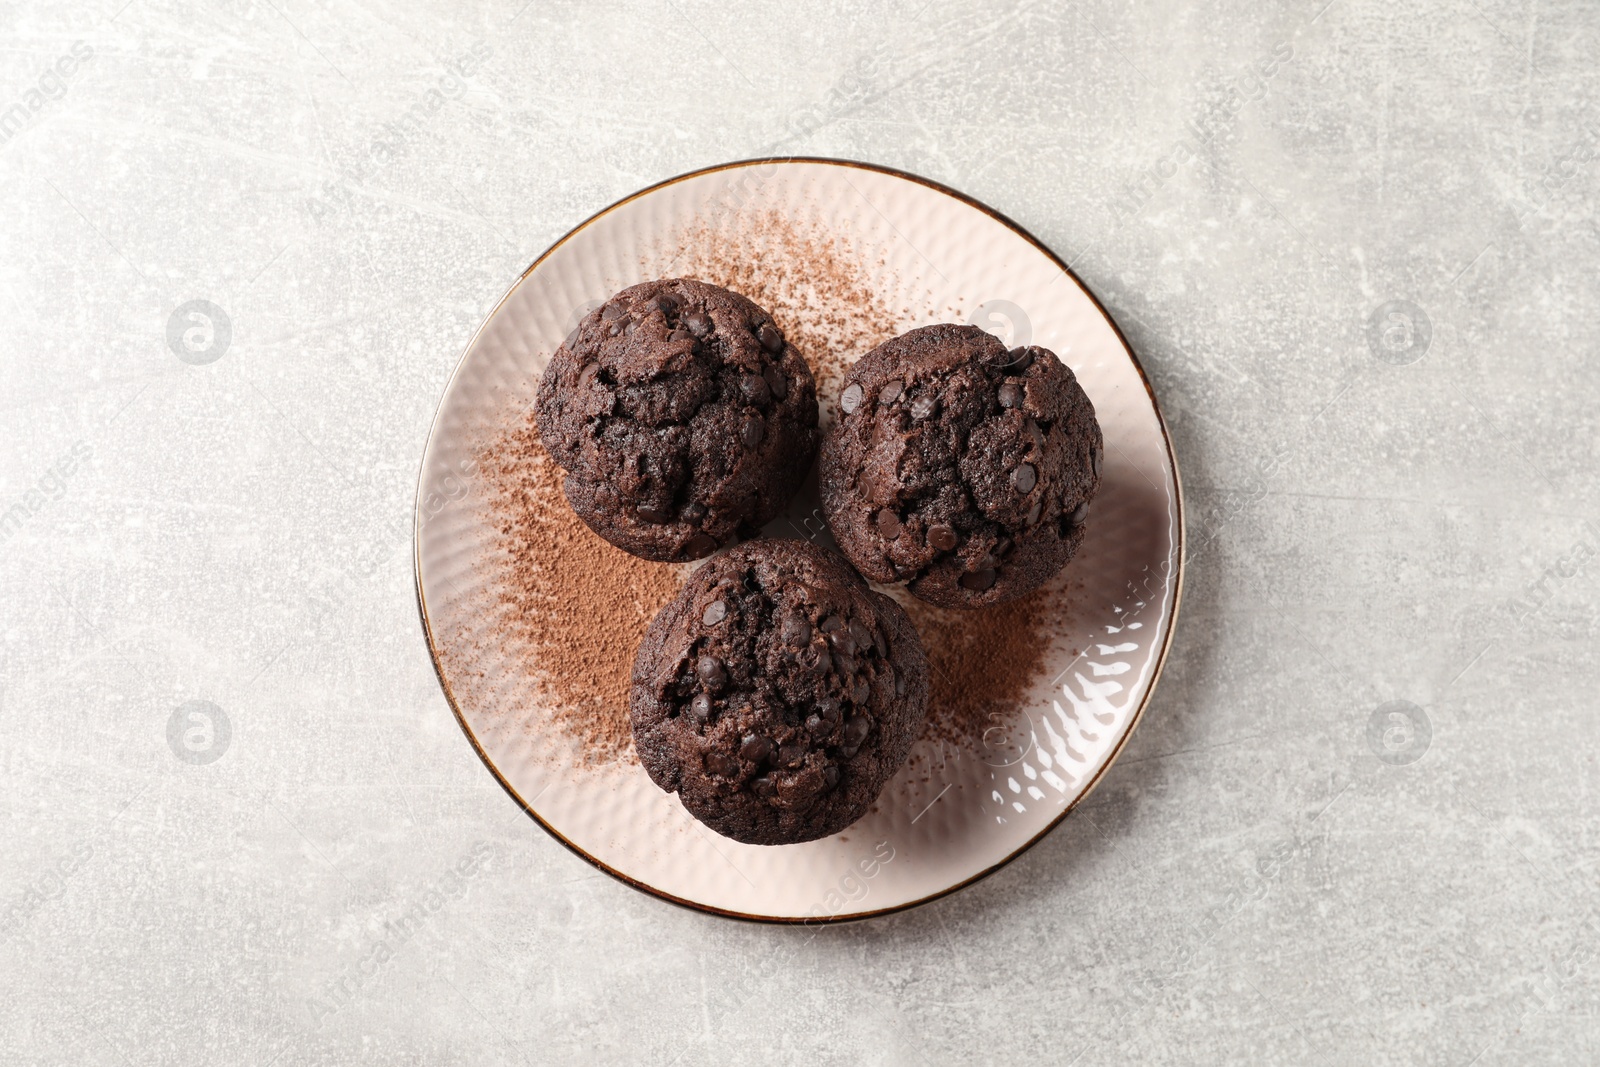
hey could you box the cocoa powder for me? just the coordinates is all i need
[898,577,1078,752]
[476,206,1066,766]
[667,209,904,397]
[482,421,683,764]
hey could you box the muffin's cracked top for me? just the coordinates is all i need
[630,539,929,846]
[820,323,1102,608]
[536,279,819,562]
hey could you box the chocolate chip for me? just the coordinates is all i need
[682,501,707,523]
[873,629,887,658]
[782,614,812,647]
[682,310,712,337]
[840,384,864,414]
[878,380,904,405]
[960,568,997,591]
[1069,500,1090,526]
[894,673,906,698]
[758,322,784,352]
[601,303,628,321]
[740,734,774,763]
[1012,463,1037,493]
[1092,444,1104,477]
[849,619,872,653]
[577,363,598,388]
[667,328,696,344]
[910,394,938,420]
[651,295,678,316]
[833,651,857,678]
[1026,498,1043,526]
[808,646,832,675]
[637,505,670,524]
[776,742,805,768]
[927,524,958,551]
[998,382,1024,409]
[839,744,860,760]
[805,712,828,735]
[816,698,842,726]
[827,629,856,657]
[696,655,727,689]
[740,415,765,449]
[822,765,840,789]
[874,509,902,539]
[739,374,770,405]
[763,365,788,400]
[1002,348,1035,372]
[701,600,727,626]
[704,752,736,777]
[851,678,870,704]
[994,537,1015,558]
[689,693,712,722]
[843,716,871,747]
[751,774,777,799]
[819,615,844,633]
[684,533,718,557]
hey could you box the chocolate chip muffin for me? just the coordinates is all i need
[819,323,1102,609]
[630,538,929,846]
[536,279,819,562]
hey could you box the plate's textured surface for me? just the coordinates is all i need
[416,161,1181,919]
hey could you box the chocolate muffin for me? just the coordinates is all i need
[536,279,819,562]
[630,538,929,846]
[819,323,1102,609]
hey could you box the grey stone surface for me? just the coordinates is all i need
[1,0,1597,1063]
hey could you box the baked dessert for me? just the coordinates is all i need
[819,323,1102,608]
[535,279,819,562]
[630,538,929,845]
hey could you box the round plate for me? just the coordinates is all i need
[415,158,1183,922]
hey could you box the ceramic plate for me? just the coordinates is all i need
[415,158,1183,922]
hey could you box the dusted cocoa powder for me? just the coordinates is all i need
[474,206,1070,767]
[483,420,683,764]
[898,576,1079,753]
[667,209,905,398]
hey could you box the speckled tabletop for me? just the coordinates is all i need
[3,1,1598,1064]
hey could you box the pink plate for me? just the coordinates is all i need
[415,159,1183,922]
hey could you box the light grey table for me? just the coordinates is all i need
[3,1,1596,1063]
